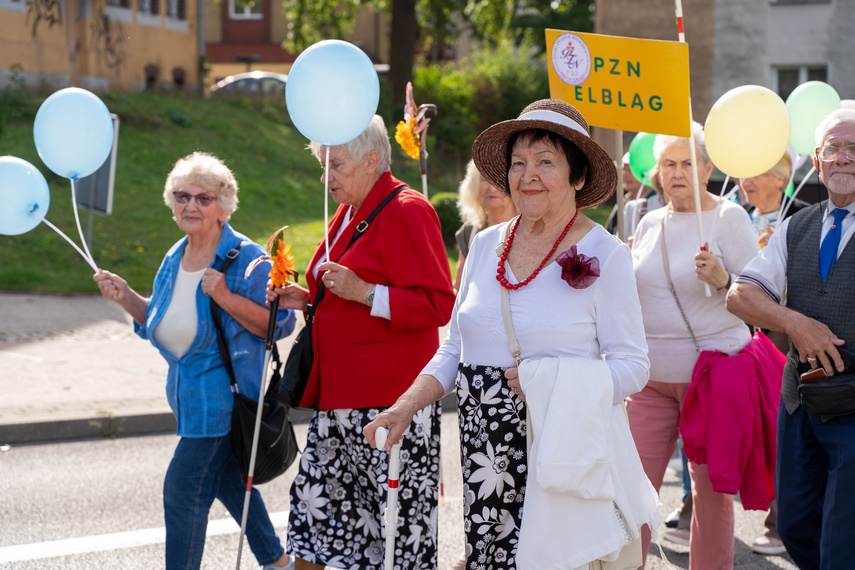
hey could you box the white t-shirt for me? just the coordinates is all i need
[631,201,759,383]
[154,265,205,359]
[736,201,855,304]
[421,222,650,405]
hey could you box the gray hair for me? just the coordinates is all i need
[815,108,855,148]
[308,115,392,173]
[456,160,487,228]
[163,152,238,219]
[653,121,710,164]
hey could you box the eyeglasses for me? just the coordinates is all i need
[815,144,855,162]
[173,191,218,207]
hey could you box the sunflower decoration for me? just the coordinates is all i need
[395,82,434,161]
[245,225,297,287]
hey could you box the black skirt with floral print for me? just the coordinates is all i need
[287,404,440,570]
[457,362,528,570]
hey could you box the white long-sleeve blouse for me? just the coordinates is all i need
[421,221,650,405]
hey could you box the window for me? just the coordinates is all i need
[166,0,185,19]
[165,0,187,30]
[105,0,132,22]
[138,0,159,16]
[138,0,160,26]
[775,65,828,100]
[0,0,25,13]
[770,0,830,4]
[229,0,262,20]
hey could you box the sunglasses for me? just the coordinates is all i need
[173,191,218,208]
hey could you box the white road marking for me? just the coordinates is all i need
[0,510,289,562]
[0,350,42,363]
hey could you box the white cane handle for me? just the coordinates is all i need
[375,426,388,451]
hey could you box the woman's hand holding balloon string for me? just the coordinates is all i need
[93,269,148,324]
[318,261,374,306]
[694,244,730,293]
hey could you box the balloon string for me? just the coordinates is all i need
[324,146,330,261]
[674,0,710,297]
[69,178,97,269]
[779,164,815,222]
[36,212,99,272]
[707,174,729,244]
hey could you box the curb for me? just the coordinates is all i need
[1,392,456,446]
[0,408,320,445]
[0,412,178,445]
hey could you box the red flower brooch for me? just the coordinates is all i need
[557,245,600,289]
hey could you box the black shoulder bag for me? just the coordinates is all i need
[211,244,299,485]
[279,185,406,409]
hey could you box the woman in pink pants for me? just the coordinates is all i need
[628,123,760,569]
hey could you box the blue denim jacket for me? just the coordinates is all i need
[135,223,296,437]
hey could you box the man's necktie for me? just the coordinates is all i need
[819,208,848,281]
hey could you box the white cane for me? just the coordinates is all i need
[375,425,409,570]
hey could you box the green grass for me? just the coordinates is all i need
[0,93,610,294]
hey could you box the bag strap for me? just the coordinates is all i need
[660,216,701,354]
[496,218,522,364]
[208,242,269,394]
[306,185,407,322]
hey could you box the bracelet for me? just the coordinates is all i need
[716,273,732,295]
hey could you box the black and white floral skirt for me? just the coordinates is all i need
[457,362,528,570]
[287,403,441,570]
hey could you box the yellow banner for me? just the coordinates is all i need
[546,29,691,137]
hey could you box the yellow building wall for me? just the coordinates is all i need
[0,0,200,93]
[205,0,222,43]
[0,6,69,87]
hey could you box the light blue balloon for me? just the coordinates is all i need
[286,40,380,146]
[0,156,51,236]
[33,87,114,180]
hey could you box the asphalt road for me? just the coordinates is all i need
[0,413,797,570]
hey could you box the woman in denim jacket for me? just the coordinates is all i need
[94,152,296,570]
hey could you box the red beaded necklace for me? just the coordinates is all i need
[496,208,579,290]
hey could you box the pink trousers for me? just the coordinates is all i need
[626,380,734,570]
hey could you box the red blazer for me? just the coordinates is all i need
[301,171,455,409]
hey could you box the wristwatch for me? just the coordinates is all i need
[366,285,376,307]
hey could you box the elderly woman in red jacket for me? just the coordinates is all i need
[268,115,455,570]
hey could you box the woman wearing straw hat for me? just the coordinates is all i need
[366,99,659,569]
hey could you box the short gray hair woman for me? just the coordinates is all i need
[268,114,454,570]
[94,151,296,569]
[628,122,760,568]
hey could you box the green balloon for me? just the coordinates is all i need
[785,179,794,197]
[628,132,657,183]
[786,81,841,156]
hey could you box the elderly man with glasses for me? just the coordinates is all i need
[726,108,855,569]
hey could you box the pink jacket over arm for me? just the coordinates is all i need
[681,331,785,511]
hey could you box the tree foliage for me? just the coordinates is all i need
[279,0,593,107]
[282,0,362,51]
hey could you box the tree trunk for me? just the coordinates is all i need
[388,0,417,108]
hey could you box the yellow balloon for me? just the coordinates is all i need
[704,85,790,178]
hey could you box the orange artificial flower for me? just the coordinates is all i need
[268,239,296,288]
[244,225,297,287]
[395,117,421,160]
